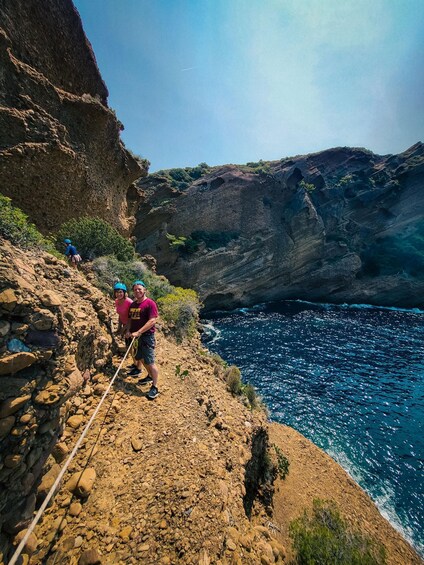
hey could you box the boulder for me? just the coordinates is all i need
[0,395,31,418]
[0,288,18,311]
[0,353,37,375]
[66,468,96,498]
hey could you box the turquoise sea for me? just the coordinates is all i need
[202,301,424,557]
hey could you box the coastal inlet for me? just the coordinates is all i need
[202,300,424,557]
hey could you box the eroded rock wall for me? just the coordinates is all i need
[0,0,145,235]
[0,239,113,556]
[135,143,424,310]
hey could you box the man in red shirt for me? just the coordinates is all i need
[125,280,159,400]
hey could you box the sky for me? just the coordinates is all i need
[73,0,424,172]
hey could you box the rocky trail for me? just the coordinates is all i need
[23,335,284,565]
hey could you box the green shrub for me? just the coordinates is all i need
[175,365,189,380]
[289,499,386,565]
[126,149,150,172]
[90,256,172,300]
[166,233,198,254]
[211,352,228,368]
[0,194,59,255]
[273,445,290,479]
[225,366,242,395]
[154,163,211,190]
[299,180,316,193]
[157,287,201,342]
[242,383,258,408]
[56,217,134,262]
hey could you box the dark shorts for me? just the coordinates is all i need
[135,333,156,365]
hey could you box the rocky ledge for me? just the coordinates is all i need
[135,144,424,310]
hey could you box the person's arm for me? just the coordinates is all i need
[131,317,157,338]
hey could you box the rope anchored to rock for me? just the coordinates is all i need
[8,338,136,565]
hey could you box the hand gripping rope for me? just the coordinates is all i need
[8,338,136,565]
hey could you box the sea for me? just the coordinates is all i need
[201,300,424,557]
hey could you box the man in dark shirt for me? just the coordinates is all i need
[125,280,159,400]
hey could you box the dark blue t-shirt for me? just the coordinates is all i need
[65,245,78,257]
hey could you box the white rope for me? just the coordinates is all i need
[9,337,136,565]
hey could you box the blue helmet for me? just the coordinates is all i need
[114,282,127,292]
[64,238,72,244]
[132,280,146,288]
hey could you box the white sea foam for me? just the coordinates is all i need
[324,447,422,555]
[291,299,424,314]
[201,321,221,344]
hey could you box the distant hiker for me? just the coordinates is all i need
[63,239,81,269]
[125,280,159,400]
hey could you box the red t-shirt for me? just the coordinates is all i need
[128,298,158,334]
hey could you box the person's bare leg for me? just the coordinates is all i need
[146,363,159,387]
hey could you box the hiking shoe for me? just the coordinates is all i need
[147,386,159,400]
[139,375,153,385]
[126,363,138,373]
[127,367,141,377]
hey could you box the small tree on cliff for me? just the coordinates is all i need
[56,217,134,262]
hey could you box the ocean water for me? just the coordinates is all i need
[202,300,424,556]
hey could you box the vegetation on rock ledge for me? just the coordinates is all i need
[289,498,386,565]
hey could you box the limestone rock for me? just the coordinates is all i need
[0,395,31,418]
[66,468,96,498]
[30,309,55,330]
[69,502,82,517]
[52,442,69,463]
[39,290,62,308]
[0,353,37,375]
[79,548,101,565]
[13,529,38,555]
[34,386,62,406]
[0,320,11,336]
[131,437,142,452]
[67,415,83,429]
[0,288,18,311]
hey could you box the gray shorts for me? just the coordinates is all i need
[135,333,155,365]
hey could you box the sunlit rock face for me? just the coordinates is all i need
[134,143,424,310]
[0,0,145,235]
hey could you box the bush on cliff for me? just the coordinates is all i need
[90,256,172,300]
[154,162,211,191]
[225,366,260,409]
[289,499,386,565]
[0,193,58,254]
[56,217,134,262]
[158,287,201,342]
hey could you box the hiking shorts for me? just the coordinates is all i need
[135,333,156,365]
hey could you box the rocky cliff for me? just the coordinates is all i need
[135,144,424,310]
[0,238,114,560]
[0,0,145,235]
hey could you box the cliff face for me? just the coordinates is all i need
[135,144,424,310]
[0,238,113,558]
[0,0,145,235]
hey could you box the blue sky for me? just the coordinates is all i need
[73,0,424,172]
